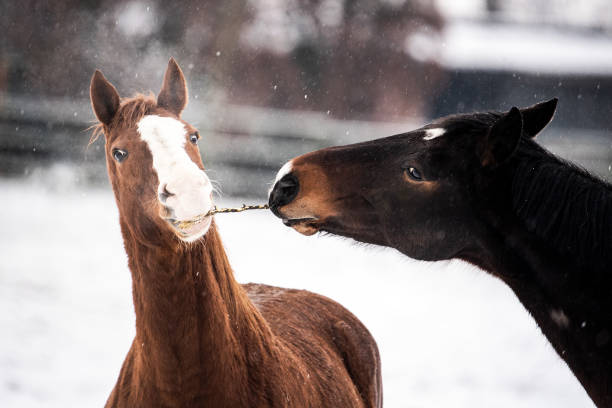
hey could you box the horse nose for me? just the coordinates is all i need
[269,174,299,211]
[158,184,175,203]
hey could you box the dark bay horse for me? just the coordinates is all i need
[268,99,612,407]
[90,58,382,408]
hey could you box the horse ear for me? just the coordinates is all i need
[520,98,558,138]
[481,107,523,167]
[157,58,188,116]
[90,70,120,126]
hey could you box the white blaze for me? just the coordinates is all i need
[137,115,213,227]
[270,161,294,194]
[275,161,293,183]
[423,128,446,141]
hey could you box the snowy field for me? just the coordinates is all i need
[0,175,594,408]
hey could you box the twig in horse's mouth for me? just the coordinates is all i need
[172,204,269,230]
[206,204,270,216]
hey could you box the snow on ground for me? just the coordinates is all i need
[438,21,612,75]
[0,177,594,407]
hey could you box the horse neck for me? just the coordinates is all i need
[464,155,612,406]
[471,143,612,304]
[469,219,612,407]
[121,220,271,401]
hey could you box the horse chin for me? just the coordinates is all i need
[292,223,319,236]
[283,218,320,236]
[171,216,213,243]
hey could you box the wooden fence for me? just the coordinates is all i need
[1,93,610,198]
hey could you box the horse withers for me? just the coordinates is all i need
[90,58,382,408]
[268,99,612,407]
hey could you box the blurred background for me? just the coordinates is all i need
[2,0,612,192]
[1,0,611,407]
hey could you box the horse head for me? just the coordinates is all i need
[90,58,214,245]
[268,99,558,261]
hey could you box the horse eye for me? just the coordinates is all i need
[112,148,128,163]
[189,132,199,144]
[405,167,423,181]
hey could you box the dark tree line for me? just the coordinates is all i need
[1,0,445,120]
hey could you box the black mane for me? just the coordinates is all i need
[511,139,612,275]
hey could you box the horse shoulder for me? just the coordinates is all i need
[243,283,382,408]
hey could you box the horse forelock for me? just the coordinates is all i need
[89,93,157,145]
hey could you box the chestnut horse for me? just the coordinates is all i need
[268,99,612,407]
[90,58,381,408]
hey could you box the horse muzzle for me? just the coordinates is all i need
[269,170,323,236]
[269,173,299,214]
[157,174,214,242]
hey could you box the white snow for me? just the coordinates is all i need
[115,1,156,38]
[550,309,570,329]
[434,0,612,30]
[423,128,447,141]
[439,21,612,75]
[241,0,314,54]
[0,178,594,407]
[434,0,485,20]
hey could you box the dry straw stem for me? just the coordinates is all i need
[173,204,269,229]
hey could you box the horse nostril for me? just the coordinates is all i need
[159,184,175,203]
[269,174,299,210]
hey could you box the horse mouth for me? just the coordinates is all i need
[282,217,320,236]
[164,209,214,242]
[173,215,210,230]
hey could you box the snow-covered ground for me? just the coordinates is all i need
[437,21,612,75]
[0,177,594,407]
